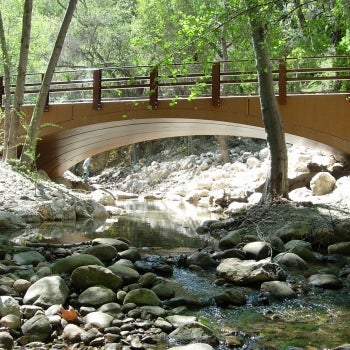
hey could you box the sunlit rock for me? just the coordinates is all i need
[310,172,336,195]
[260,281,297,300]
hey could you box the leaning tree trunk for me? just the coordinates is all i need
[8,0,33,160]
[20,0,78,166]
[247,0,289,202]
[0,10,12,161]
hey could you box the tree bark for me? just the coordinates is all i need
[246,0,289,202]
[0,10,12,161]
[20,0,78,166]
[8,0,33,160]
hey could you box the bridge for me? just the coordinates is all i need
[1,55,350,177]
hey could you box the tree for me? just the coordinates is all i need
[20,0,78,166]
[245,0,289,202]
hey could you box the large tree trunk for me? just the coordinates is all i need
[247,1,289,202]
[20,0,78,166]
[8,0,33,160]
[0,10,12,160]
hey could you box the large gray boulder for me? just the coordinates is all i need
[82,244,118,263]
[107,263,140,285]
[21,313,52,343]
[0,296,21,317]
[51,254,104,274]
[218,228,245,250]
[310,172,336,195]
[260,281,297,300]
[216,258,286,286]
[78,286,116,306]
[309,274,343,289]
[23,276,69,307]
[123,288,161,306]
[13,251,46,265]
[0,211,26,231]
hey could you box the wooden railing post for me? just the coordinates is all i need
[93,69,102,110]
[0,76,4,106]
[149,68,158,109]
[211,62,220,107]
[278,58,287,105]
[42,73,50,112]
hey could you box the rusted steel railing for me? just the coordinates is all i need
[0,55,349,110]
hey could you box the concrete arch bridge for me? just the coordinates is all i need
[1,55,349,178]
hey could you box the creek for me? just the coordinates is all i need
[13,199,350,349]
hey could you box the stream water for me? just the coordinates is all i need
[11,199,350,349]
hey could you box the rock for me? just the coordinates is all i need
[214,288,247,306]
[138,272,157,287]
[168,344,214,350]
[0,331,14,350]
[216,258,286,285]
[118,247,141,262]
[187,251,217,269]
[140,305,167,318]
[168,321,218,346]
[151,282,175,300]
[75,199,108,219]
[80,327,104,345]
[82,244,118,263]
[21,313,52,342]
[0,296,21,317]
[70,265,123,290]
[123,288,161,306]
[61,323,84,342]
[273,252,309,270]
[23,276,69,308]
[78,286,116,306]
[91,189,116,206]
[107,263,140,285]
[242,241,271,260]
[310,172,336,195]
[84,311,114,328]
[0,211,26,230]
[51,254,104,274]
[152,261,173,277]
[218,228,245,250]
[328,242,350,256]
[276,222,312,242]
[308,274,343,289]
[92,238,129,251]
[98,302,122,317]
[260,281,297,300]
[0,313,21,329]
[12,250,46,265]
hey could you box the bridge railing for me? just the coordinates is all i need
[0,55,349,110]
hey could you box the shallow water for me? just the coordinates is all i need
[9,199,350,349]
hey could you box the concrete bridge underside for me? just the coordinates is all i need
[30,94,349,177]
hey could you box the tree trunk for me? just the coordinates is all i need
[246,0,289,202]
[20,0,78,166]
[0,10,12,161]
[8,0,33,160]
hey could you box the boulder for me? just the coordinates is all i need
[273,252,309,270]
[70,265,123,290]
[91,189,116,206]
[82,244,118,263]
[21,313,52,342]
[0,211,26,230]
[214,288,247,307]
[242,241,271,260]
[13,250,46,265]
[0,331,14,350]
[187,251,217,269]
[218,228,245,250]
[51,254,104,274]
[23,276,69,308]
[260,281,297,300]
[328,242,350,256]
[107,263,140,285]
[0,296,21,317]
[83,311,114,329]
[276,222,312,242]
[123,288,161,306]
[308,274,343,289]
[310,172,336,195]
[92,238,129,251]
[61,323,84,343]
[168,343,214,350]
[78,286,116,306]
[216,258,286,285]
[118,247,141,262]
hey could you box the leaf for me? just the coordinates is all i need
[60,307,79,322]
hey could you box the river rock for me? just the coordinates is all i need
[187,251,217,269]
[98,302,122,316]
[0,331,14,350]
[273,252,309,270]
[82,244,118,263]
[61,323,84,342]
[328,242,350,256]
[84,311,114,328]
[0,313,21,329]
[168,344,214,350]
[70,265,123,290]
[107,263,140,285]
[118,247,141,262]
[166,315,197,328]
[92,238,129,251]
[308,273,343,289]
[0,296,21,317]
[334,219,350,242]
[260,281,297,300]
[123,288,161,306]
[218,228,245,250]
[91,189,116,206]
[23,275,69,307]
[78,286,116,306]
[216,258,286,285]
[151,282,176,300]
[51,253,104,274]
[12,250,46,265]
[138,272,157,287]
[168,321,218,346]
[310,172,336,195]
[214,287,247,306]
[20,313,52,343]
[75,199,108,219]
[242,241,271,260]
